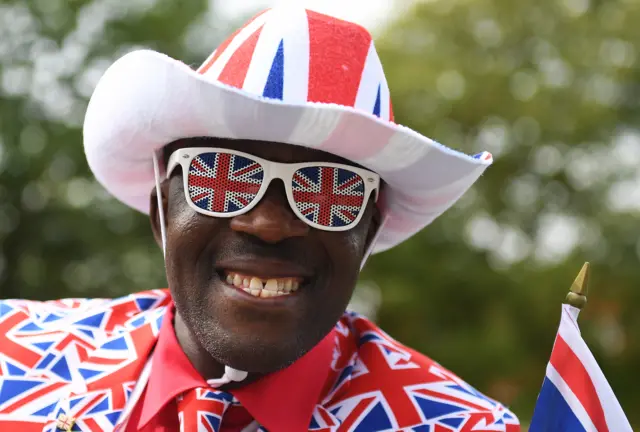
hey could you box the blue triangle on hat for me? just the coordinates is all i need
[263,40,285,100]
[372,84,381,118]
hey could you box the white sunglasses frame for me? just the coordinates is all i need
[166,147,381,232]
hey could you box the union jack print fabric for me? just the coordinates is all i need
[0,291,170,432]
[197,8,393,122]
[292,166,365,228]
[177,388,233,432]
[0,291,520,431]
[188,152,264,213]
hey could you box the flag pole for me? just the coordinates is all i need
[564,262,590,310]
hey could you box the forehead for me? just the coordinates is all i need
[164,137,360,167]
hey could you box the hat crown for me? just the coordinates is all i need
[197,7,393,122]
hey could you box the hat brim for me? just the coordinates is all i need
[83,50,491,253]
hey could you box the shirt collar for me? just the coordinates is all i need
[139,303,335,431]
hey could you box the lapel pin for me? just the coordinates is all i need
[55,413,76,431]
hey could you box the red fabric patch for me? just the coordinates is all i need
[217,25,264,88]
[306,10,372,107]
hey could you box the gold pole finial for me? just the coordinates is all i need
[564,262,590,309]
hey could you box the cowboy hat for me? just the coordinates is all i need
[83,6,492,253]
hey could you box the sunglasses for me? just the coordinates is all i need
[166,147,380,232]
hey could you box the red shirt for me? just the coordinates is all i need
[125,305,335,431]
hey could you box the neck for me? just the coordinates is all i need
[173,310,260,390]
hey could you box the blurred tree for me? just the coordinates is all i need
[364,0,640,427]
[0,0,237,300]
[0,0,638,427]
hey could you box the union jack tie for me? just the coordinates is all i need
[177,387,234,432]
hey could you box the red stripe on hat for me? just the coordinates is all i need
[217,24,265,89]
[389,98,395,122]
[198,9,269,75]
[306,10,372,107]
[550,335,609,432]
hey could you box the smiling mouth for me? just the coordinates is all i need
[223,271,303,299]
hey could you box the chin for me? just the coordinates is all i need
[205,330,305,374]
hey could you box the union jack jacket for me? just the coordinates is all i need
[0,290,520,431]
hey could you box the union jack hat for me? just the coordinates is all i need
[83,6,493,253]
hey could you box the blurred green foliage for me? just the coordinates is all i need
[0,0,638,427]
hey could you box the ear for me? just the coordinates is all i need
[149,180,170,249]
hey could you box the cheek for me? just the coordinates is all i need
[164,177,221,295]
[322,217,372,292]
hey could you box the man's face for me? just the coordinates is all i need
[150,138,380,374]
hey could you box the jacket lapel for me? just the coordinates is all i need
[43,306,166,431]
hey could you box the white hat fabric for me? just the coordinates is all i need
[83,7,492,253]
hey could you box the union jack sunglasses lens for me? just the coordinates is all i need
[181,150,371,230]
[187,152,264,213]
[292,166,366,228]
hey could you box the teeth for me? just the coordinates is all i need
[260,290,276,298]
[224,272,303,299]
[284,279,292,293]
[264,279,278,292]
[249,277,263,290]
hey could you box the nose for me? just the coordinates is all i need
[229,181,310,243]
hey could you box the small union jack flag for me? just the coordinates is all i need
[292,166,365,228]
[188,152,264,213]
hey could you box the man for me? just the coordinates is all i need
[0,7,520,432]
